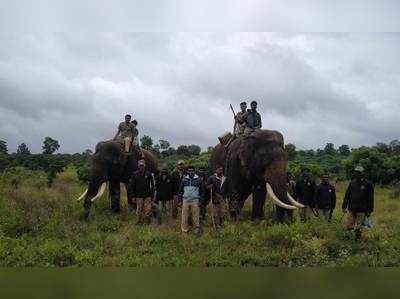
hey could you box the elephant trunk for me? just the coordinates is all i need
[76,182,107,202]
[91,182,107,202]
[266,182,297,210]
[264,154,297,210]
[287,192,305,208]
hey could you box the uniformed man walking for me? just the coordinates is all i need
[314,174,336,222]
[114,114,135,152]
[342,166,374,237]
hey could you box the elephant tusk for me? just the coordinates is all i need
[287,192,305,208]
[91,183,107,202]
[266,183,297,210]
[77,188,88,201]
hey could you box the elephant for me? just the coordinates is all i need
[76,140,158,218]
[210,129,304,220]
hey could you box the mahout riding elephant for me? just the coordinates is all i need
[210,130,303,220]
[76,140,158,218]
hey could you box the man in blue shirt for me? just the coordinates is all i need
[179,165,204,234]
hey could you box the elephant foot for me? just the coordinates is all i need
[111,207,121,214]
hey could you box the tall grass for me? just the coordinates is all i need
[0,167,399,267]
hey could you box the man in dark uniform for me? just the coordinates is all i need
[171,160,187,219]
[295,167,316,222]
[314,174,336,222]
[206,166,226,227]
[130,160,155,225]
[342,166,374,236]
[155,165,175,218]
[197,166,210,222]
[244,101,262,137]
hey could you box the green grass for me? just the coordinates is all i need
[0,167,399,267]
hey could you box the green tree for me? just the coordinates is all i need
[17,143,31,155]
[140,135,153,150]
[285,143,297,160]
[82,149,93,156]
[338,144,350,156]
[375,142,390,154]
[389,140,400,155]
[159,139,170,150]
[0,139,7,154]
[343,147,386,183]
[176,145,190,156]
[0,153,10,171]
[324,143,336,155]
[42,137,60,154]
[187,145,201,156]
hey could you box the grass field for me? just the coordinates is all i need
[0,167,399,267]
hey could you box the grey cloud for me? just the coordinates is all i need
[1,0,400,32]
[0,33,399,154]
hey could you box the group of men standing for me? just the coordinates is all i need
[113,107,375,237]
[127,158,227,234]
[285,165,374,236]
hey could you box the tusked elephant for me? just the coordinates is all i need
[210,129,304,220]
[76,140,158,218]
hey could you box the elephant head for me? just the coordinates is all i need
[232,130,304,210]
[76,140,158,204]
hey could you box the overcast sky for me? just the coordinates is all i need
[1,32,399,153]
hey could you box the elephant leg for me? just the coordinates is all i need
[109,180,121,213]
[252,181,266,221]
[83,180,103,219]
[228,191,241,221]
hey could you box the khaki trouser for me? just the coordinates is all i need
[344,212,367,230]
[136,197,153,224]
[299,206,313,222]
[212,194,227,226]
[181,201,200,233]
[170,195,181,219]
[124,137,132,152]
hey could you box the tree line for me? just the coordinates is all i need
[285,140,400,185]
[2,136,400,186]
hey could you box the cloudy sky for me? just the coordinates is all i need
[0,2,399,153]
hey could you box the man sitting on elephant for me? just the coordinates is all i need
[234,101,249,137]
[243,101,262,137]
[114,114,136,152]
